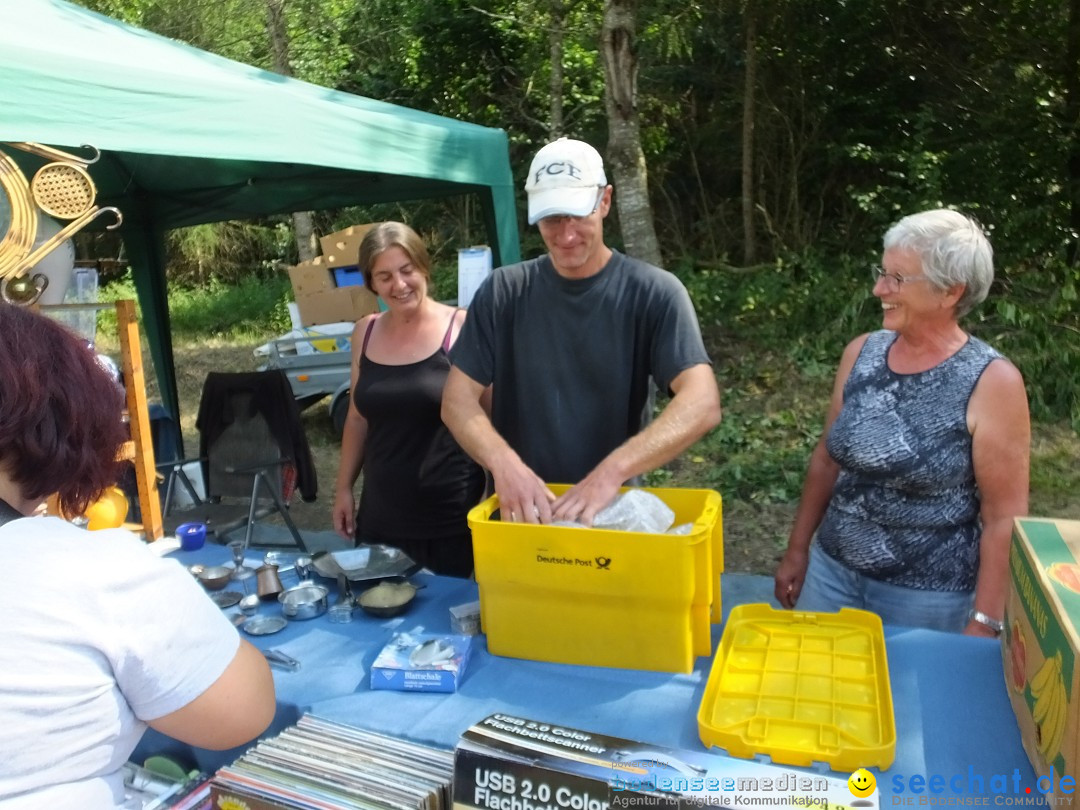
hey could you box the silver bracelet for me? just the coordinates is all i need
[968,609,1004,635]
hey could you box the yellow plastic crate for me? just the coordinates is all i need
[698,604,895,771]
[469,485,723,673]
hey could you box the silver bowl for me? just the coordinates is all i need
[196,565,233,591]
[278,583,329,620]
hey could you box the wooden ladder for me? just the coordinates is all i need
[116,299,164,541]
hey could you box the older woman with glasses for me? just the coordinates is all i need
[774,209,1030,636]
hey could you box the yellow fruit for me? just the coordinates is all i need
[84,487,129,530]
[1032,654,1060,697]
[1038,674,1068,763]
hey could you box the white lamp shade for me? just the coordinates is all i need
[30,215,76,306]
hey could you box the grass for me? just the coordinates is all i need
[94,276,1080,575]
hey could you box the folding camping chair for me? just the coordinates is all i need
[161,370,316,553]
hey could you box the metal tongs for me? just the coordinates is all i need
[262,648,301,672]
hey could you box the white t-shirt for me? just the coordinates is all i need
[0,517,240,808]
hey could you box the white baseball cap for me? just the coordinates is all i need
[525,138,608,225]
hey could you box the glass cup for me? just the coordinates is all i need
[328,603,353,624]
[228,539,255,585]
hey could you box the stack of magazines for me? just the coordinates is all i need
[211,715,453,810]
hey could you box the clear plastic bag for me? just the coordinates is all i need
[593,489,675,534]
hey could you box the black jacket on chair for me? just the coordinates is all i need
[195,370,318,502]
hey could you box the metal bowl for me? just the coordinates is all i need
[357,581,417,618]
[195,565,233,591]
[278,583,329,620]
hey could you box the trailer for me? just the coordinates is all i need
[255,325,354,435]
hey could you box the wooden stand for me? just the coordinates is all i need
[116,299,164,540]
[43,300,164,540]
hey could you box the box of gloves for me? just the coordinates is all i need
[371,632,473,693]
[467,486,723,673]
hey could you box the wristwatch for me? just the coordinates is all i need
[968,609,1004,636]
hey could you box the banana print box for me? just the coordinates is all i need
[1004,517,1080,792]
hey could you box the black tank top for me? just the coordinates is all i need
[353,312,485,541]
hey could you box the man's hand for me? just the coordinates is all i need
[551,468,623,526]
[492,457,556,524]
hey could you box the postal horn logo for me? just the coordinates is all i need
[595,556,612,570]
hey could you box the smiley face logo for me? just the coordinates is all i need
[848,768,876,798]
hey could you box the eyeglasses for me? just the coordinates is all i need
[537,186,606,228]
[871,266,930,291]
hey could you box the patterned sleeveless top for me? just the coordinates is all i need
[817,330,1002,591]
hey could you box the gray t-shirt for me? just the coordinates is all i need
[817,330,1003,590]
[450,250,711,484]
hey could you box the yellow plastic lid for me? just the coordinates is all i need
[698,604,895,771]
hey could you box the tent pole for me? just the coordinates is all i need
[123,221,183,459]
[482,184,521,268]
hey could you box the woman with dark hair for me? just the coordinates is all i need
[774,209,1030,635]
[0,304,275,807]
[331,222,486,577]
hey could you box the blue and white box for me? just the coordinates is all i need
[371,632,473,693]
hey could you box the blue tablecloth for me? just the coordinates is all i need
[137,544,1038,799]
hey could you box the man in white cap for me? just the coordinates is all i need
[442,137,721,526]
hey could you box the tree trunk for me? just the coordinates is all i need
[549,0,565,138]
[600,0,663,269]
[741,3,758,265]
[1067,0,1080,265]
[265,0,318,262]
[290,211,318,262]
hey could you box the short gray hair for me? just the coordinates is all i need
[883,209,994,318]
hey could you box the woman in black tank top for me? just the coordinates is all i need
[331,223,486,577]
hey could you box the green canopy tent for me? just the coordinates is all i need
[0,0,521,449]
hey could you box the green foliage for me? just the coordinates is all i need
[691,405,821,503]
[166,220,290,286]
[101,271,293,339]
[979,259,1080,428]
[1030,424,1080,517]
[674,252,879,367]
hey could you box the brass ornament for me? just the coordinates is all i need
[0,273,48,305]
[0,150,37,278]
[0,142,123,306]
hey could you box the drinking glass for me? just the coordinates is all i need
[228,539,255,584]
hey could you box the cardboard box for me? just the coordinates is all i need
[371,632,472,692]
[453,713,868,810]
[320,224,376,268]
[287,257,334,298]
[1004,517,1080,795]
[295,286,378,327]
